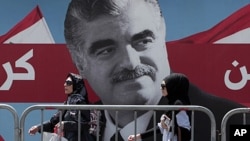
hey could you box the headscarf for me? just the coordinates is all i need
[67,72,89,103]
[163,73,190,105]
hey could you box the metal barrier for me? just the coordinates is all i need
[221,108,250,141]
[20,105,216,141]
[0,104,20,141]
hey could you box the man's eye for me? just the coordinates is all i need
[95,47,114,56]
[139,39,153,45]
[133,38,153,49]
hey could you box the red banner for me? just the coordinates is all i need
[0,44,77,102]
[1,44,249,106]
[167,43,250,107]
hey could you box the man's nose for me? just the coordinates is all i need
[118,45,140,70]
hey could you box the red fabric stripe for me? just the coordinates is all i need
[167,4,250,44]
[0,5,43,43]
[0,135,4,141]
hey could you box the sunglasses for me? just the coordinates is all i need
[65,80,73,86]
[161,84,166,89]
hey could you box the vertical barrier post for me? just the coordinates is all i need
[221,108,250,141]
[0,104,19,141]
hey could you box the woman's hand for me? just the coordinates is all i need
[55,121,64,130]
[54,121,65,136]
[160,114,170,130]
[28,125,39,135]
[128,133,141,141]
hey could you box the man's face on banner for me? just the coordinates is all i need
[80,0,170,105]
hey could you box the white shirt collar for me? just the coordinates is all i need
[103,110,154,141]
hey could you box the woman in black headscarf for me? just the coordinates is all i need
[28,72,95,141]
[162,73,191,105]
[128,73,191,141]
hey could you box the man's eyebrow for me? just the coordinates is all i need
[88,39,115,54]
[131,30,155,41]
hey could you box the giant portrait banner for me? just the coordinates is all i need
[1,44,249,106]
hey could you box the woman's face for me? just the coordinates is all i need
[64,77,73,95]
[161,80,168,97]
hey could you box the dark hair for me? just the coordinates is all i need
[64,0,163,75]
[163,73,190,105]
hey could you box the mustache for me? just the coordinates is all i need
[111,65,156,83]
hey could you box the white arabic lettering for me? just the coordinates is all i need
[0,49,35,90]
[224,60,250,90]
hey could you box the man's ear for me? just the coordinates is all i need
[73,61,86,79]
[76,67,86,79]
[160,17,166,38]
[81,73,87,79]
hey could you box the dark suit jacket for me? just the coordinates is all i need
[96,83,247,141]
[188,84,248,141]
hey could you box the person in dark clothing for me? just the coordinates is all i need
[28,73,94,141]
[128,73,191,141]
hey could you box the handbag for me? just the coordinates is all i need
[42,132,68,141]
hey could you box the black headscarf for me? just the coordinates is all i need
[163,73,191,105]
[67,72,89,103]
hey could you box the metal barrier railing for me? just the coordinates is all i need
[20,104,216,141]
[221,108,250,141]
[0,104,20,141]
